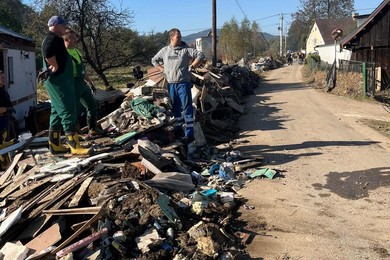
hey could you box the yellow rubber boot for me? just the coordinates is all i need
[49,130,69,154]
[66,133,92,155]
[0,131,14,149]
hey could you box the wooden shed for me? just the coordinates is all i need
[0,25,37,129]
[340,0,390,85]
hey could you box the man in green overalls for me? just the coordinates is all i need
[42,16,91,155]
[63,29,103,137]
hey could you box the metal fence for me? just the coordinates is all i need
[339,59,376,95]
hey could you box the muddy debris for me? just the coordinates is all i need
[0,63,276,259]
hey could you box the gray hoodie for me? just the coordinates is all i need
[151,42,204,84]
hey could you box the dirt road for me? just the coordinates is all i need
[236,64,390,260]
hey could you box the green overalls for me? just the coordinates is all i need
[44,55,77,134]
[67,48,98,130]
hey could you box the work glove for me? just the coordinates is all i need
[89,83,97,95]
[5,107,15,114]
[37,68,51,84]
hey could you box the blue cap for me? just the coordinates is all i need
[48,16,67,27]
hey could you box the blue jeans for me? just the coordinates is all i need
[168,82,194,138]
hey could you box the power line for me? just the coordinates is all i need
[235,0,248,19]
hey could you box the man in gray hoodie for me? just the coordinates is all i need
[151,28,205,144]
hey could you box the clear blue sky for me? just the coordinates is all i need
[116,0,383,36]
[22,0,384,36]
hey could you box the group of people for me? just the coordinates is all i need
[2,16,204,161]
[42,16,102,156]
[0,14,204,168]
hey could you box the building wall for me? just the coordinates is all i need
[316,44,352,67]
[306,23,325,54]
[350,5,390,77]
[4,48,37,128]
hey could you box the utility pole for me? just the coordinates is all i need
[212,0,217,67]
[284,25,288,54]
[279,13,283,57]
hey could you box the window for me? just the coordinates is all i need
[7,56,14,84]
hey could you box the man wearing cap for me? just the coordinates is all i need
[42,15,91,155]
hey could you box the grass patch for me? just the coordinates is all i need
[360,119,390,139]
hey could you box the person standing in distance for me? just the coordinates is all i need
[151,28,204,144]
[42,15,91,155]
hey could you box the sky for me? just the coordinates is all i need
[22,0,385,36]
[116,0,384,36]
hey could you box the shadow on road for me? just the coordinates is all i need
[235,140,379,165]
[312,167,390,200]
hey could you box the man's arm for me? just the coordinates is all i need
[46,56,59,73]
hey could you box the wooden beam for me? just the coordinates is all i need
[0,153,23,186]
[42,207,101,215]
[68,177,94,207]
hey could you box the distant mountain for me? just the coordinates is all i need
[182,29,278,44]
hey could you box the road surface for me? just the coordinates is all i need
[236,63,390,260]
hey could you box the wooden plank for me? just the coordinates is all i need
[71,220,88,231]
[27,193,73,239]
[15,163,28,177]
[42,207,101,215]
[0,152,23,186]
[25,223,61,254]
[8,177,52,200]
[68,177,94,207]
[28,169,94,218]
[0,165,41,199]
[51,208,105,254]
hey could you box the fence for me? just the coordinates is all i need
[339,59,376,95]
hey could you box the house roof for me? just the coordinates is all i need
[0,24,33,42]
[340,0,390,48]
[315,18,356,45]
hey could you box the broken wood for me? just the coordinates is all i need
[42,207,101,215]
[0,152,23,186]
[51,207,105,254]
[8,176,52,200]
[56,227,108,258]
[68,177,94,207]
[25,223,61,254]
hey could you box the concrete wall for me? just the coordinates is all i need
[316,44,352,67]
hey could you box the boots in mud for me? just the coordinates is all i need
[48,130,69,154]
[66,132,92,155]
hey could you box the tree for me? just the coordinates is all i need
[289,0,354,51]
[219,17,266,63]
[0,0,32,33]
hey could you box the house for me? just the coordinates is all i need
[306,18,356,66]
[0,25,36,129]
[340,0,390,87]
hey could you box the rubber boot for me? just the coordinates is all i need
[49,130,69,154]
[66,133,92,155]
[0,131,14,149]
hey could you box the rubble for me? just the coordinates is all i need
[0,63,279,259]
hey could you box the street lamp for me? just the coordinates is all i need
[331,28,343,66]
[326,29,343,92]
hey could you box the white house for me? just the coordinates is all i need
[0,25,36,129]
[306,18,356,67]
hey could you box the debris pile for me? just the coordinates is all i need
[0,63,278,259]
